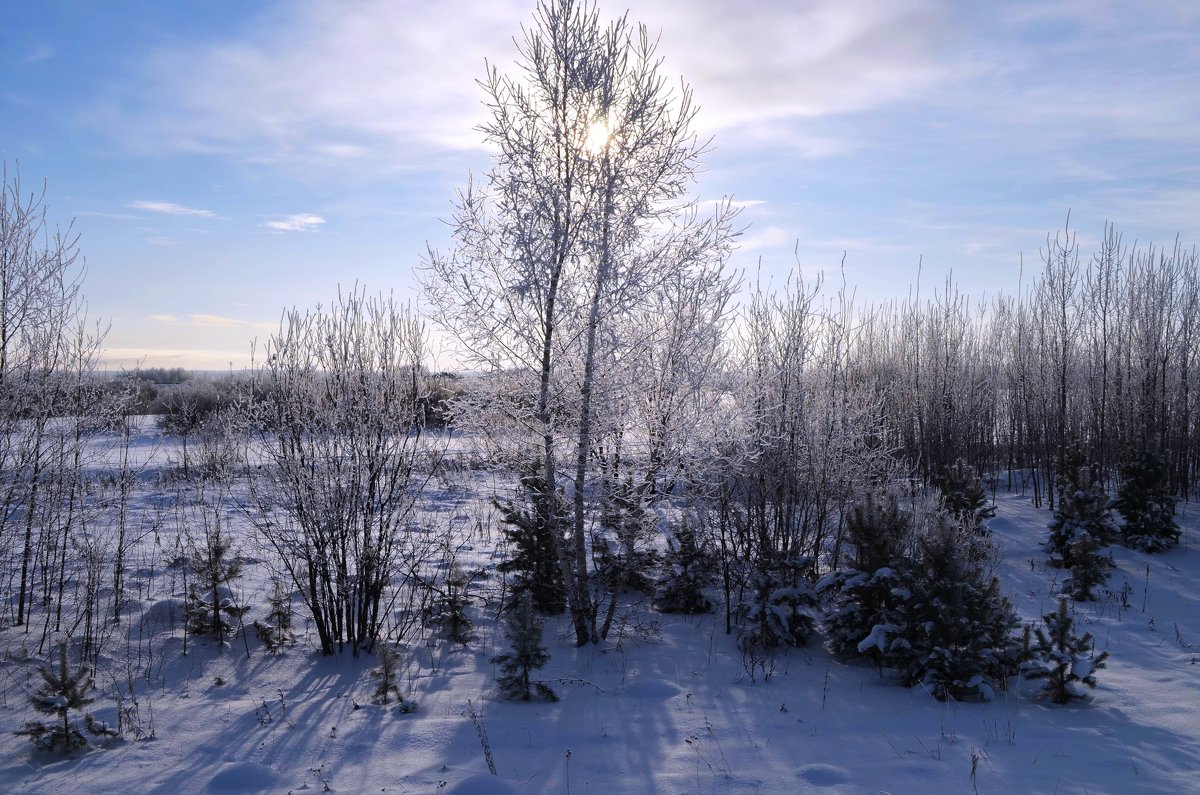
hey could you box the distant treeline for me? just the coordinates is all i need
[123,367,193,385]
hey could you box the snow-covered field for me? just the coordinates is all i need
[1,433,1197,794]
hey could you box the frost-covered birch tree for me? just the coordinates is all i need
[423,0,737,645]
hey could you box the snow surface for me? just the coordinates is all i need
[2,436,1198,794]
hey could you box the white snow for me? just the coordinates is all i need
[857,622,898,655]
[2,438,1198,794]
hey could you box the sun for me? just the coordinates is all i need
[585,118,611,154]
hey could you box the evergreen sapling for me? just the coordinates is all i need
[1065,530,1114,602]
[185,508,248,647]
[370,643,415,712]
[892,515,1019,701]
[17,643,96,752]
[492,592,556,702]
[253,579,295,652]
[736,552,818,655]
[495,467,567,614]
[428,564,479,644]
[1045,465,1117,570]
[936,459,996,535]
[820,495,913,668]
[654,522,716,615]
[594,479,660,638]
[1026,596,1109,704]
[1113,450,1180,552]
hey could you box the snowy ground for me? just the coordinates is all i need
[1,434,1197,794]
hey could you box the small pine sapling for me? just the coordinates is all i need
[594,479,660,639]
[1026,596,1109,704]
[495,467,568,614]
[936,459,996,534]
[186,508,248,646]
[821,494,913,667]
[17,643,95,752]
[492,592,556,702]
[254,579,295,652]
[654,522,716,615]
[736,553,818,655]
[1064,531,1115,602]
[370,643,415,712]
[894,515,1018,701]
[429,564,480,644]
[1046,465,1116,570]
[1113,450,1180,552]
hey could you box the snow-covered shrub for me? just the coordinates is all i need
[1025,596,1109,704]
[1113,450,1179,552]
[493,592,557,702]
[1045,466,1116,570]
[654,521,716,615]
[245,291,435,657]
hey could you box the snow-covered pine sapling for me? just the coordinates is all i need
[935,459,996,534]
[820,494,913,668]
[654,521,716,615]
[370,643,414,711]
[893,515,1019,701]
[17,642,95,752]
[492,592,556,702]
[1026,596,1109,704]
[735,553,818,659]
[1113,450,1180,553]
[1045,465,1116,570]
[253,579,294,652]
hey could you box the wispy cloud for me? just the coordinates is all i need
[190,313,277,331]
[99,347,252,370]
[149,313,275,331]
[25,44,54,65]
[77,210,138,220]
[94,0,950,171]
[129,200,216,218]
[620,0,948,134]
[263,213,325,232]
[739,226,793,252]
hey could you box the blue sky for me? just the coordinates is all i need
[2,0,1197,370]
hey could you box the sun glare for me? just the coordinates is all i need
[585,118,611,154]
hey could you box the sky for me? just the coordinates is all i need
[2,0,1198,371]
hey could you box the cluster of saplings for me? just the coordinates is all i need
[1045,449,1180,602]
[483,458,1152,705]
